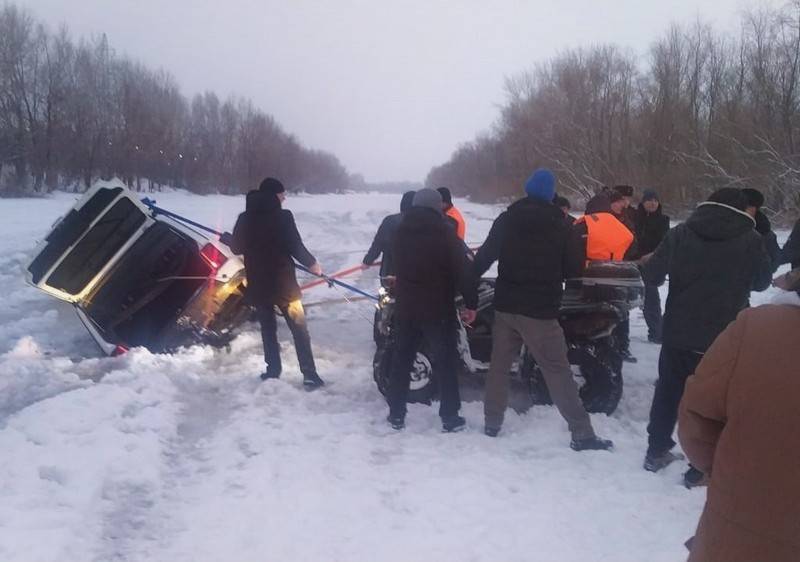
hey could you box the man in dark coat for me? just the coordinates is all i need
[387,188,478,432]
[741,188,781,273]
[634,189,670,343]
[641,188,773,474]
[362,191,415,280]
[554,194,575,225]
[474,169,612,450]
[229,177,325,389]
[781,219,800,269]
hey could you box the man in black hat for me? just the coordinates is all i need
[228,177,326,389]
[741,188,780,272]
[635,190,670,343]
[641,188,773,479]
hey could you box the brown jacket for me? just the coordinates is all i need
[678,299,800,562]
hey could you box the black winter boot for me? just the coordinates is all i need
[303,373,325,390]
[643,450,685,472]
[570,436,614,451]
[442,415,466,433]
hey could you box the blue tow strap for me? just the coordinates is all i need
[141,197,379,302]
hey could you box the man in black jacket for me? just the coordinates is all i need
[634,190,670,343]
[474,169,612,451]
[741,188,781,273]
[388,189,478,432]
[362,191,415,280]
[782,219,800,269]
[642,188,773,473]
[229,177,325,389]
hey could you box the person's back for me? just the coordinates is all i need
[393,203,471,322]
[679,298,800,561]
[363,191,415,278]
[475,197,581,319]
[645,194,772,352]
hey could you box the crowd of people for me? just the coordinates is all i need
[226,173,799,561]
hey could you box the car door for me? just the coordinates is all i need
[25,184,154,303]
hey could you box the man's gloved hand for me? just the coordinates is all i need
[755,210,772,236]
[219,232,234,247]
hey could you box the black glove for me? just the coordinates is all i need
[754,210,772,236]
[219,231,234,247]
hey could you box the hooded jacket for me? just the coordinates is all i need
[230,190,316,307]
[474,197,583,319]
[362,191,415,278]
[642,201,773,352]
[679,294,800,562]
[634,203,670,256]
[393,206,478,322]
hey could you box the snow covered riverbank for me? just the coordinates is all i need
[0,190,787,562]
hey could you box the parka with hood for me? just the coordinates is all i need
[230,189,316,307]
[642,189,773,352]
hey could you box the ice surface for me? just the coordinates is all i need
[0,188,790,562]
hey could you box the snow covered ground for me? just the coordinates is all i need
[0,190,789,562]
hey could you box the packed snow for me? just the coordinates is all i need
[0,190,789,562]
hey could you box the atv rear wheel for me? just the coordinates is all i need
[521,344,623,415]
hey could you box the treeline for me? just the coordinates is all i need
[0,4,348,196]
[427,4,800,217]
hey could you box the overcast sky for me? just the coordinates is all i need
[21,0,780,182]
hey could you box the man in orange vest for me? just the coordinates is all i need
[437,187,466,240]
[573,192,634,263]
[574,191,637,362]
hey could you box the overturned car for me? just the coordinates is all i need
[25,184,251,355]
[373,262,644,415]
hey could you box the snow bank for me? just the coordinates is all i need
[0,190,789,562]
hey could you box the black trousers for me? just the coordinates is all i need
[256,301,317,377]
[642,284,663,341]
[387,315,461,420]
[646,345,704,455]
[614,315,631,352]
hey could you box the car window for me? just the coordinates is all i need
[46,197,147,295]
[28,186,123,284]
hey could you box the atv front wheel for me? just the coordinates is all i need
[373,342,435,404]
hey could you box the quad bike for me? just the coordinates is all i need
[372,261,644,415]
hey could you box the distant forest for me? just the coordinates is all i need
[0,4,349,196]
[427,4,800,217]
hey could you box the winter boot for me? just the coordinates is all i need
[620,348,638,363]
[303,373,325,391]
[644,450,685,472]
[484,426,500,438]
[570,436,614,451]
[387,414,405,431]
[683,466,708,489]
[442,415,466,433]
[260,368,281,381]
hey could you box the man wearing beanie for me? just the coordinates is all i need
[741,188,781,273]
[228,176,326,389]
[437,187,467,240]
[634,189,670,343]
[474,169,612,450]
[641,187,772,481]
[387,188,478,432]
[362,190,415,281]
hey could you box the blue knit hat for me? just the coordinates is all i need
[525,169,556,202]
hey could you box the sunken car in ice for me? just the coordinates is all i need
[25,184,251,355]
[373,262,644,415]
